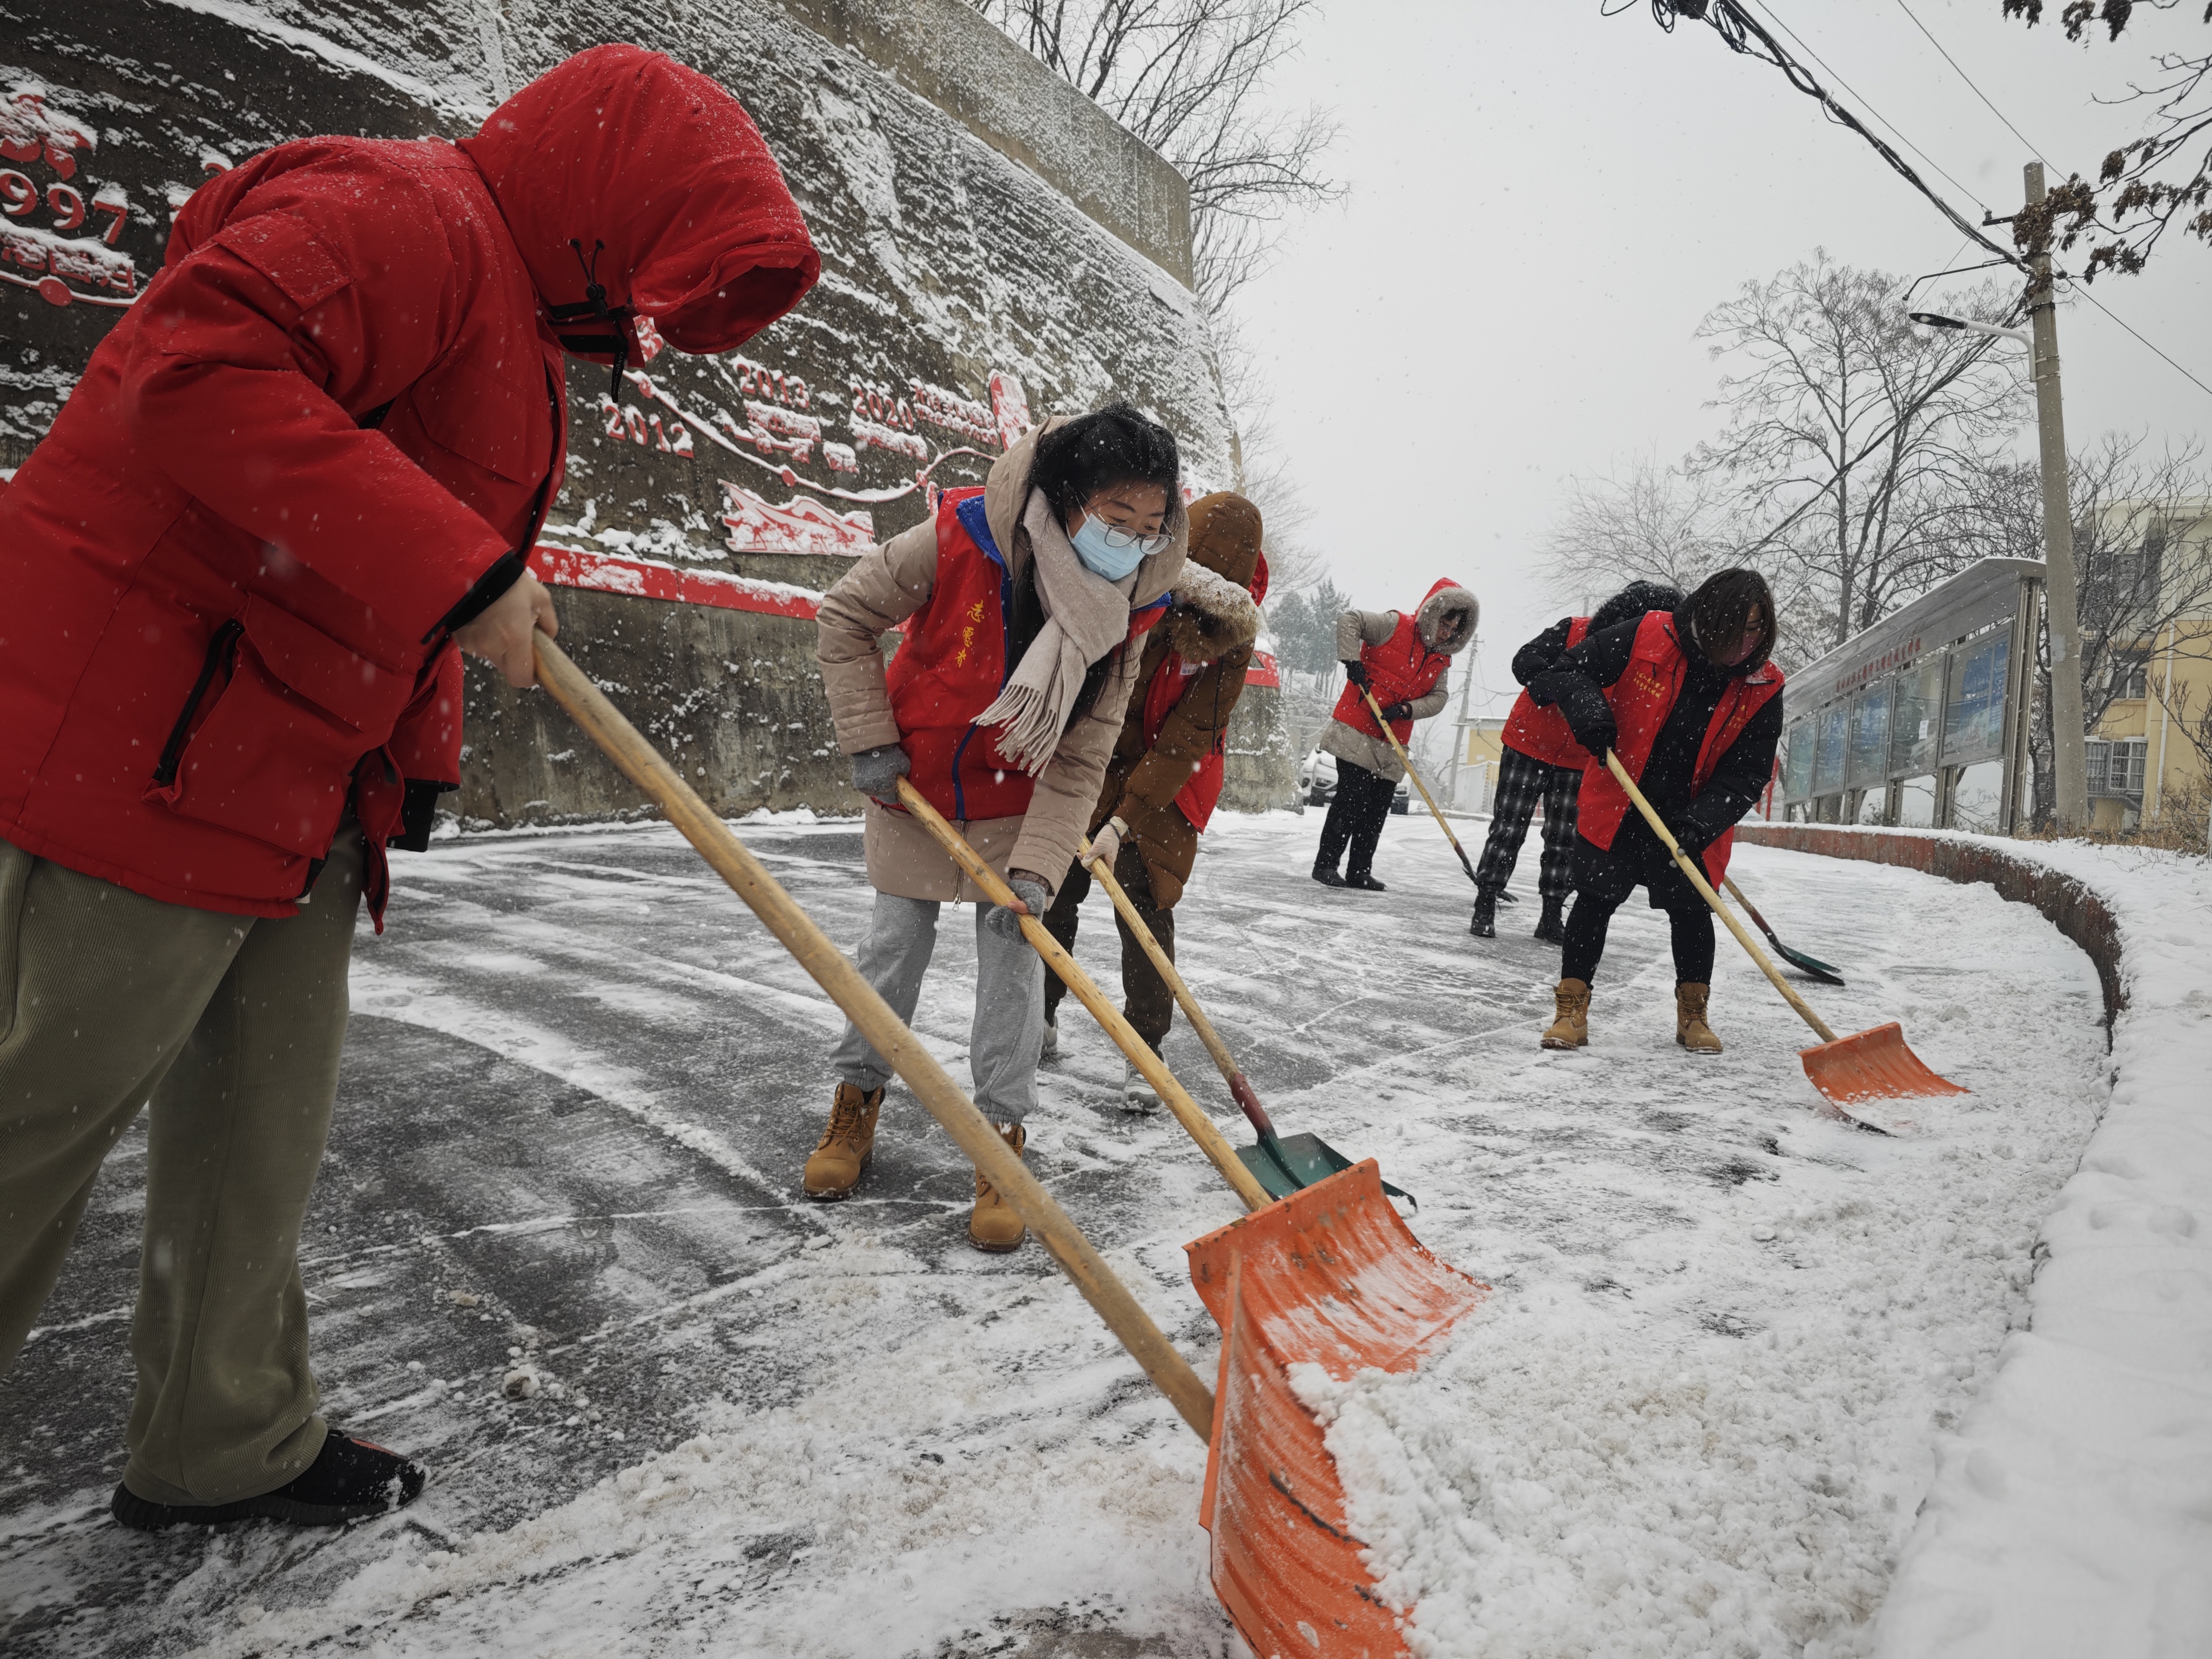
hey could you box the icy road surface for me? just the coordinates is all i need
[0,811,2107,1658]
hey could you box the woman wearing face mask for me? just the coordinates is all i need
[811,401,1185,1250]
[1522,569,1785,1055]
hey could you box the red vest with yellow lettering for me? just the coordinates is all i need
[1500,615,1593,767]
[887,488,1167,822]
[1574,610,1784,884]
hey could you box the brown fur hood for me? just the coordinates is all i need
[1161,561,1262,665]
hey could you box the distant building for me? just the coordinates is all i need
[2083,500,2212,834]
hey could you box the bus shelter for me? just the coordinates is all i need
[1778,559,2044,833]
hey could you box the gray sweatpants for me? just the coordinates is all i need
[828,892,1044,1124]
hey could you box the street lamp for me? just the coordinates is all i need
[1907,310,2029,348]
[1907,167,2089,833]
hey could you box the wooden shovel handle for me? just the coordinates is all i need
[1364,687,1479,883]
[1079,838,1277,1140]
[1602,751,1838,1044]
[893,779,1273,1215]
[532,636,1215,1438]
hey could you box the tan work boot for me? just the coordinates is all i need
[1541,979,1591,1049]
[1676,983,1723,1054]
[968,1122,1028,1253]
[802,1082,883,1199]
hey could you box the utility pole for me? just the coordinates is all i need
[1446,634,1476,811]
[2025,161,2089,832]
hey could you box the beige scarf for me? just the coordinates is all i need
[976,490,1138,774]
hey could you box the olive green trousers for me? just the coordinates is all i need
[0,831,360,1506]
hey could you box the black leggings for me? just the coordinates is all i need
[1560,840,1716,986]
[1315,759,1397,879]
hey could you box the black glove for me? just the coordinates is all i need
[1667,812,1719,855]
[1560,689,1617,758]
[851,743,909,803]
[1379,700,1413,723]
[1343,660,1370,690]
[987,871,1052,940]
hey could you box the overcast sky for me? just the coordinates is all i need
[1229,0,2211,714]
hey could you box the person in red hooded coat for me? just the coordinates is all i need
[0,44,817,1532]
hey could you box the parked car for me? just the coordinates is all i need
[1299,746,1337,806]
[1299,746,1412,814]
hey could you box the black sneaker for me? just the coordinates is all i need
[1470,892,1496,937]
[1312,866,1348,887]
[1345,873,1386,892]
[112,1431,425,1531]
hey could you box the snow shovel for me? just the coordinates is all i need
[1721,874,1845,986]
[531,635,1214,1438]
[895,785,1487,1659]
[1076,833,1416,1208]
[1364,687,1480,887]
[893,778,1277,1213]
[1604,751,1966,1118]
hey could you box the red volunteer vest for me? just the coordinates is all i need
[1135,551,1271,835]
[888,489,1165,824]
[1500,616,1592,767]
[1330,578,1460,744]
[1575,611,1784,885]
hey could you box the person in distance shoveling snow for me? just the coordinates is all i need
[1040,490,1268,1110]
[0,45,818,1533]
[1470,581,1684,943]
[813,403,1187,1250]
[1311,580,1479,891]
[1524,570,1785,1054]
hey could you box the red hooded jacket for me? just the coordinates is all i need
[0,45,817,923]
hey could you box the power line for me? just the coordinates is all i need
[1744,0,1993,214]
[1631,0,2025,268]
[2066,282,2212,402]
[1889,0,2052,170]
[1867,2,2211,404]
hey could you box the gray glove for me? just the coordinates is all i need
[850,743,909,803]
[987,871,1051,941]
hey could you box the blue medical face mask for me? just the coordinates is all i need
[1069,512,1165,581]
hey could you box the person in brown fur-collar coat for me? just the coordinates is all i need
[1040,491,1267,1108]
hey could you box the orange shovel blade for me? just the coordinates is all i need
[1186,1164,1488,1659]
[1198,1252,1409,1659]
[1186,1159,1487,1381]
[1799,1021,1968,1104]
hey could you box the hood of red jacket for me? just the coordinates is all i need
[460,44,820,358]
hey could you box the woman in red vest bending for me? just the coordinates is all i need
[1040,491,1267,1108]
[1473,581,1684,943]
[1312,580,1479,890]
[813,404,1185,1251]
[1525,570,1784,1054]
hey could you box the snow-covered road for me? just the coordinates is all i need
[0,810,2110,1657]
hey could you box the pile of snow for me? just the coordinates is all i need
[1867,837,2212,1657]
[1298,833,2206,1659]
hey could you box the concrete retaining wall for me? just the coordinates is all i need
[7,0,1298,828]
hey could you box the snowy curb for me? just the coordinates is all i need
[1743,824,2212,1657]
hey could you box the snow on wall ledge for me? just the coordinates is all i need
[1740,824,2212,1657]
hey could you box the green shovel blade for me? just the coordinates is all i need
[1237,1131,1417,1210]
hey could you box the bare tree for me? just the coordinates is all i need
[2001,3,2211,281]
[1687,253,2029,652]
[1536,453,1838,670]
[1539,453,1736,602]
[967,0,1341,309]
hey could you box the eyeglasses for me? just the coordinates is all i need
[1092,522,1172,557]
